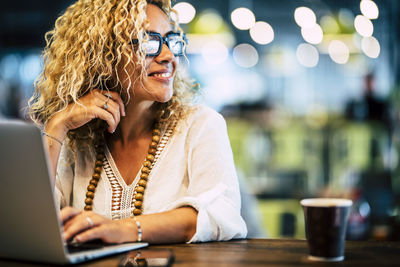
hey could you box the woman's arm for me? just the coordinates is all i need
[44,114,69,178]
[43,90,125,178]
[61,206,197,244]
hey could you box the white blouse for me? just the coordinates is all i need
[55,105,247,242]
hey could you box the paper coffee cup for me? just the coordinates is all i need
[301,198,353,262]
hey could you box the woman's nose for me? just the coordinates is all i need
[155,43,174,63]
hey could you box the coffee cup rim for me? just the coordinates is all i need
[301,198,353,207]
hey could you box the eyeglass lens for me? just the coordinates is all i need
[143,33,184,56]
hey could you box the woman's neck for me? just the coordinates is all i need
[112,100,156,145]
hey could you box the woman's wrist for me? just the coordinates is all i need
[44,113,69,143]
[123,217,143,243]
[132,217,142,242]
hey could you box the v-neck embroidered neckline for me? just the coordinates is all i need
[101,119,177,219]
[104,144,141,188]
[103,150,139,219]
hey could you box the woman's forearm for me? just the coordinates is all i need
[132,207,198,244]
[44,113,69,179]
[62,206,198,244]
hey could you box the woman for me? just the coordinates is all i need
[29,0,247,244]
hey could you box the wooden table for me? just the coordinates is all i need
[1,239,399,266]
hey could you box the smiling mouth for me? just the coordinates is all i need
[149,72,172,78]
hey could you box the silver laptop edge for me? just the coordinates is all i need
[0,120,148,264]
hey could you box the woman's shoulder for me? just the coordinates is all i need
[182,104,224,125]
[173,104,226,138]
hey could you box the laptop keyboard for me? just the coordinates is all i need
[66,239,107,253]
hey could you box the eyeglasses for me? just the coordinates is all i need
[132,31,187,57]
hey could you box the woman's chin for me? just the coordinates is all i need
[154,92,173,103]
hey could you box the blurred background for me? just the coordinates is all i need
[1,0,400,240]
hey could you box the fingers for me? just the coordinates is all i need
[93,91,125,133]
[73,225,107,243]
[62,211,136,244]
[92,105,119,133]
[63,211,100,241]
[103,90,126,117]
[60,206,81,224]
[73,220,134,244]
[92,90,124,133]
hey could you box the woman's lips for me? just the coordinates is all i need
[149,72,173,83]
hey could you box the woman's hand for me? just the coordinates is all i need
[61,207,137,244]
[46,90,126,142]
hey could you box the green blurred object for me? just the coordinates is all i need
[257,199,305,239]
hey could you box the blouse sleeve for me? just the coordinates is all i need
[54,143,75,209]
[163,107,248,242]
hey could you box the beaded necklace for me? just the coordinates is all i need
[83,122,163,215]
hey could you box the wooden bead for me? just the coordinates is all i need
[133,209,142,216]
[138,179,147,187]
[94,166,102,173]
[140,173,149,180]
[152,135,160,143]
[143,160,152,168]
[148,148,157,155]
[146,154,155,162]
[87,184,96,192]
[150,141,158,148]
[92,173,100,180]
[136,186,145,193]
[141,166,150,174]
[85,198,93,205]
[84,123,170,215]
[135,193,144,201]
[134,201,142,208]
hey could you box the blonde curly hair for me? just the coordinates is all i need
[29,0,197,147]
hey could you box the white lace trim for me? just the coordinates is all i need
[103,120,177,220]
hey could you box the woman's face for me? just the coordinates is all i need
[118,4,178,104]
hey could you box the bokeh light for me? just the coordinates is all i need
[294,7,316,28]
[233,43,259,68]
[354,15,374,37]
[328,40,350,64]
[338,8,355,28]
[250,21,274,45]
[361,36,380,58]
[301,24,323,44]
[172,2,196,24]
[360,0,379,19]
[231,7,255,30]
[320,15,340,34]
[201,40,229,65]
[296,43,319,68]
[19,54,42,83]
[0,54,20,81]
[194,10,224,34]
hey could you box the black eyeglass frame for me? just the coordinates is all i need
[132,31,187,57]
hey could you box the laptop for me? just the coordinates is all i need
[0,120,148,264]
